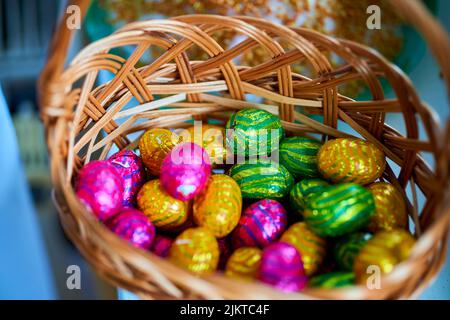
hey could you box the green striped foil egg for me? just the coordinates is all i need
[229,161,294,199]
[303,183,375,237]
[333,232,373,271]
[280,137,322,179]
[290,179,330,215]
[226,108,284,157]
[309,271,355,288]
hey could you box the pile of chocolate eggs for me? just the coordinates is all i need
[75,108,415,292]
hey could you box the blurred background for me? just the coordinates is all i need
[0,0,449,299]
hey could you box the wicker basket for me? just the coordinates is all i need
[39,0,450,299]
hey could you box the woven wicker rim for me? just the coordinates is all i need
[38,0,450,299]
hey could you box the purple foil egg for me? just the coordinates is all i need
[258,242,307,292]
[232,199,288,249]
[108,149,145,207]
[151,235,173,257]
[75,160,123,221]
[218,237,232,270]
[106,208,155,249]
[160,142,212,201]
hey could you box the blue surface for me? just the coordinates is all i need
[0,86,56,299]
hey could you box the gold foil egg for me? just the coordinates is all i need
[353,229,416,284]
[225,247,262,279]
[317,138,386,185]
[280,222,327,276]
[184,124,227,165]
[367,182,408,232]
[137,179,189,230]
[169,227,219,275]
[193,174,242,238]
[138,128,182,176]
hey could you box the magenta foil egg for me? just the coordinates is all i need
[232,199,288,249]
[258,242,307,292]
[160,142,212,201]
[75,160,123,221]
[108,149,145,207]
[151,235,173,257]
[106,208,155,249]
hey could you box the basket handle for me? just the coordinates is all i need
[39,0,450,96]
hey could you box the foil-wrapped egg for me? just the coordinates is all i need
[160,142,212,201]
[75,160,123,221]
[308,272,355,289]
[333,232,373,271]
[138,128,182,176]
[289,179,329,215]
[137,179,189,230]
[150,235,173,257]
[225,247,262,279]
[279,136,322,179]
[108,149,145,207]
[183,124,228,165]
[317,138,385,185]
[169,227,219,275]
[232,199,288,249]
[193,174,242,238]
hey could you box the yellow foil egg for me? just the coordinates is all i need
[280,222,327,276]
[317,138,385,185]
[138,128,182,176]
[367,182,408,232]
[353,229,416,284]
[137,179,189,230]
[193,174,242,238]
[225,247,262,279]
[183,124,227,165]
[169,227,219,275]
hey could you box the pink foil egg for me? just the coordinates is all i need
[232,199,288,249]
[108,149,145,207]
[258,242,307,292]
[75,160,123,221]
[151,235,173,257]
[106,208,155,249]
[160,142,212,201]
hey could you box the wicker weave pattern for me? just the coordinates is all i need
[39,5,450,299]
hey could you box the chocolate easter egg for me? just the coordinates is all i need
[139,128,182,176]
[258,242,307,292]
[150,235,173,258]
[193,174,242,238]
[289,179,329,215]
[333,232,373,271]
[353,229,416,284]
[280,222,327,276]
[75,160,123,221]
[185,124,227,165]
[137,179,189,230]
[309,272,355,288]
[169,227,219,275]
[229,161,294,200]
[303,183,375,237]
[108,149,145,207]
[226,108,284,157]
[225,247,262,279]
[279,137,322,179]
[232,199,287,249]
[317,138,385,185]
[367,182,408,232]
[160,142,212,201]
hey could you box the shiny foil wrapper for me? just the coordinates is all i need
[225,247,262,279]
[151,235,173,257]
[280,222,327,276]
[317,138,386,185]
[289,179,329,215]
[137,179,189,230]
[309,271,355,289]
[108,149,145,207]
[160,142,212,201]
[218,237,232,270]
[367,182,408,232]
[193,174,242,238]
[75,160,123,221]
[232,199,287,249]
[333,232,373,271]
[169,227,219,275]
[185,124,228,165]
[258,242,307,292]
[279,136,322,179]
[138,128,182,176]
[353,229,416,283]
[106,208,155,249]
